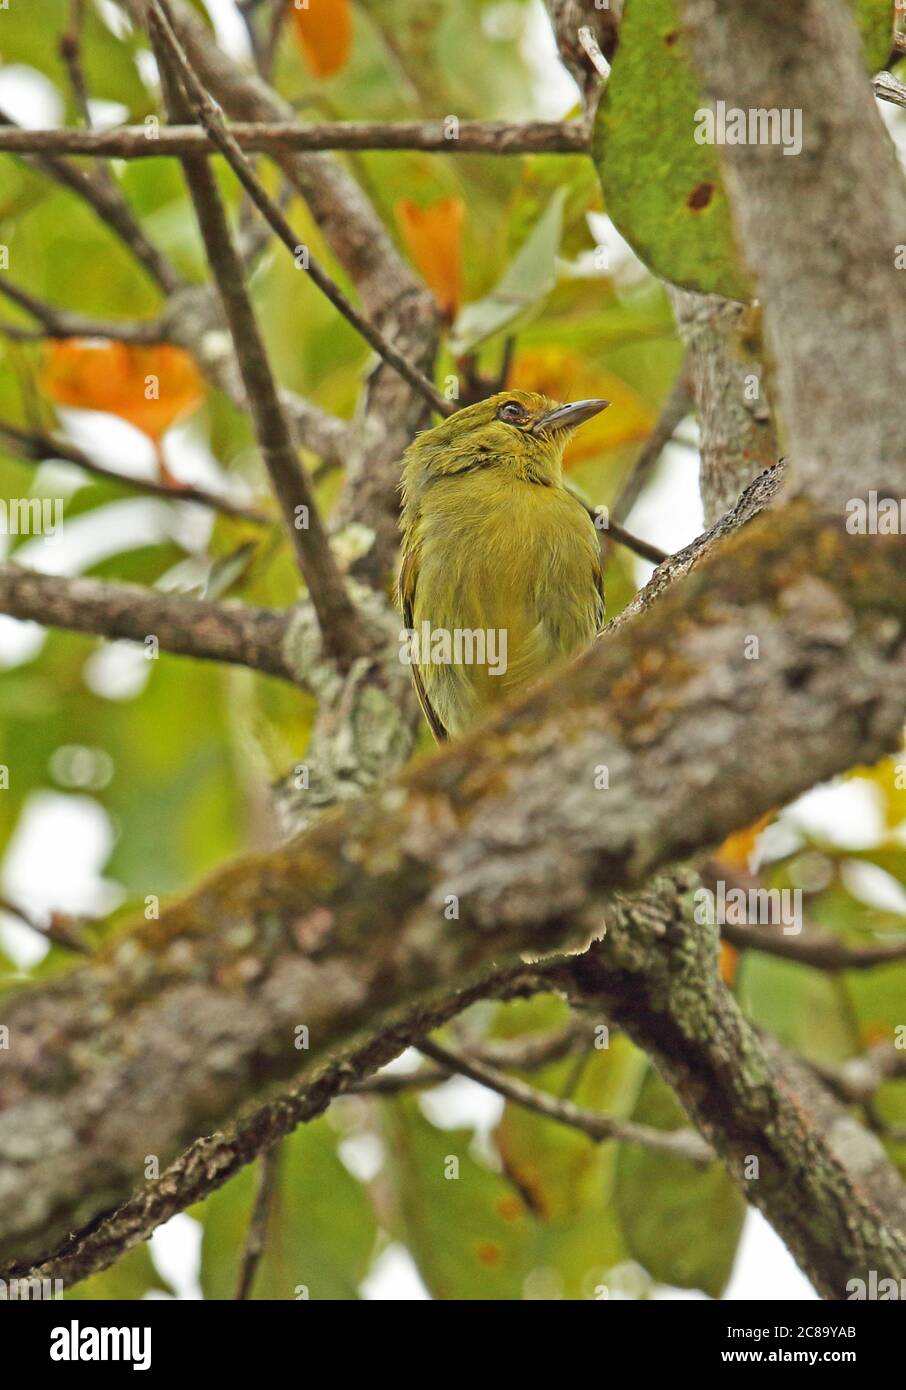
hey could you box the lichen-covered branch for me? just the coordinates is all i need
[559,876,906,1299]
[2,501,906,1270]
[666,288,778,525]
[0,565,300,683]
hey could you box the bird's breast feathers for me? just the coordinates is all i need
[401,474,603,737]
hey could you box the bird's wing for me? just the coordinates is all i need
[398,546,449,743]
[594,539,606,636]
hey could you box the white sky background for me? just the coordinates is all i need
[2,0,904,1303]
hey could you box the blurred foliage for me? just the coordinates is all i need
[615,1068,746,1299]
[0,0,903,1303]
[200,1119,377,1299]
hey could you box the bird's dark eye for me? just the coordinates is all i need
[497,400,527,424]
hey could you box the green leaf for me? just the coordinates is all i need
[0,0,150,118]
[450,188,566,353]
[66,1243,172,1301]
[615,1067,745,1298]
[594,0,893,299]
[594,0,749,300]
[853,0,898,70]
[384,1080,626,1300]
[199,1121,376,1300]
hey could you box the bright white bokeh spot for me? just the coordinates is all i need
[784,778,886,850]
[0,792,124,966]
[418,1074,504,1133]
[840,859,906,916]
[83,641,152,701]
[361,1243,430,1301]
[626,433,703,586]
[0,66,63,126]
[0,613,45,669]
[725,1210,818,1301]
[148,1214,203,1301]
[86,99,129,129]
[338,1132,384,1184]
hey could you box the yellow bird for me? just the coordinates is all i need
[398,390,608,740]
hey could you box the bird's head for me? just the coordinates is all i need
[402,390,610,498]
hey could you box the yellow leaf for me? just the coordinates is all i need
[289,0,353,79]
[42,340,204,441]
[396,197,465,319]
[509,347,654,466]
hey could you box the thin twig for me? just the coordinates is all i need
[0,564,303,684]
[0,107,183,297]
[704,863,906,972]
[352,1067,449,1095]
[1,422,269,525]
[233,1145,280,1300]
[0,280,168,345]
[807,1042,906,1105]
[874,69,906,107]
[352,1018,588,1096]
[578,25,611,79]
[722,918,906,971]
[603,519,667,566]
[612,353,692,524]
[147,0,451,418]
[417,1039,713,1165]
[0,897,94,955]
[147,4,371,663]
[0,119,591,160]
[573,493,668,566]
[60,0,92,128]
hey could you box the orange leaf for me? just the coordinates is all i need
[42,340,204,441]
[713,812,774,875]
[396,198,465,319]
[289,0,353,79]
[719,941,739,988]
[509,347,654,466]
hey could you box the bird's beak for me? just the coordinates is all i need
[531,398,610,435]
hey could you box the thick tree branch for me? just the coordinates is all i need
[666,289,778,525]
[2,501,906,1271]
[681,0,906,511]
[0,565,300,683]
[558,878,906,1299]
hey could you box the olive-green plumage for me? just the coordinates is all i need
[398,389,608,740]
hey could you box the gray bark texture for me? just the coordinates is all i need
[1,0,905,1301]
